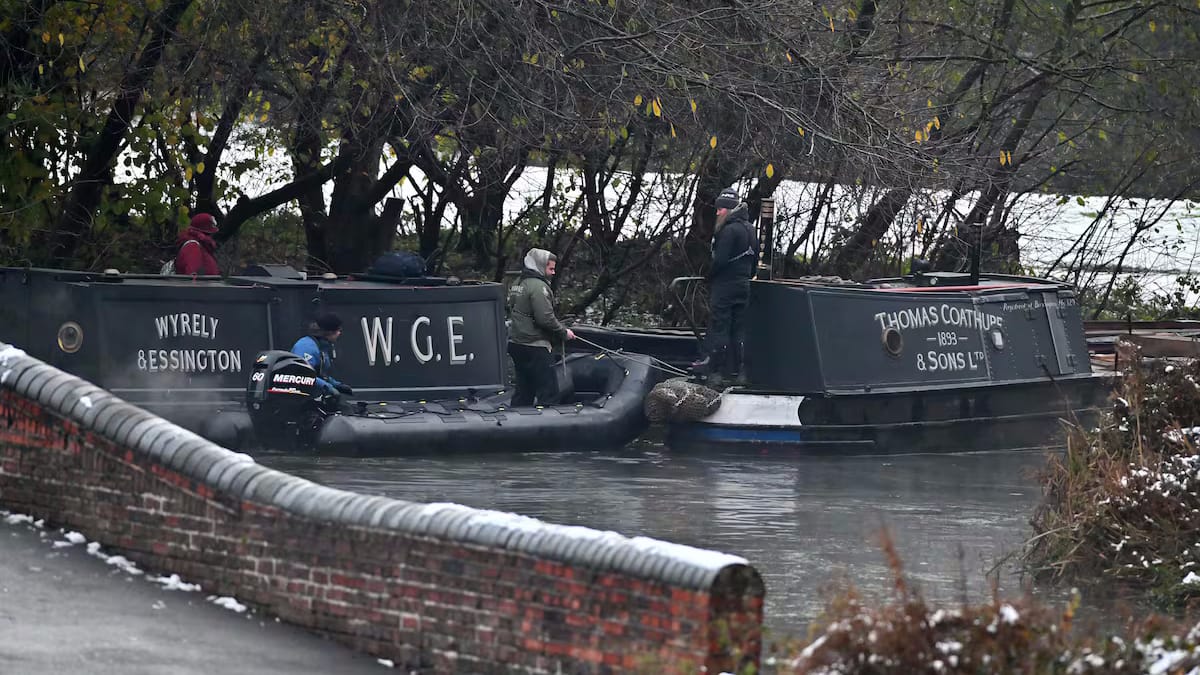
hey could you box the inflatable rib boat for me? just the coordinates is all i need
[202,350,658,456]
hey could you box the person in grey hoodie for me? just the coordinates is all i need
[506,248,576,406]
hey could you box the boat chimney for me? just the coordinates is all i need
[757,198,775,281]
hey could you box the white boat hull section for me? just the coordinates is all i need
[698,393,805,427]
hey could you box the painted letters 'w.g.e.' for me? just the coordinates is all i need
[361,316,475,366]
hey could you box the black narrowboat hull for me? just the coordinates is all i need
[667,372,1112,454]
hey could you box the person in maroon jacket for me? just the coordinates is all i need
[174,213,221,276]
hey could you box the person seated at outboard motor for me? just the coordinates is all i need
[506,248,576,406]
[291,313,353,398]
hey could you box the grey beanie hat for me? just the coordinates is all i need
[715,187,740,210]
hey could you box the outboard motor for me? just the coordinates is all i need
[246,350,328,450]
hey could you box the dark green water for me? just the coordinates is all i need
[259,443,1055,638]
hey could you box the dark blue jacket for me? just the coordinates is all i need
[709,203,759,283]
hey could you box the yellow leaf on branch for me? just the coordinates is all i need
[709,135,717,149]
[765,163,775,178]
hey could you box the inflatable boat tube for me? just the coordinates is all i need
[203,352,658,456]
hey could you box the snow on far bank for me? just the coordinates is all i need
[161,124,1200,300]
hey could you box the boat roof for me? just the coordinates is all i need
[767,271,1070,294]
[2,266,497,290]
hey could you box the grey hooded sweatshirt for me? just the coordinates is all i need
[507,248,569,350]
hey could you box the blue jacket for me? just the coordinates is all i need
[291,335,343,395]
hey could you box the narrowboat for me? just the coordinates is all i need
[581,271,1114,454]
[0,266,656,454]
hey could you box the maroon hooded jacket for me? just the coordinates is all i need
[175,214,220,276]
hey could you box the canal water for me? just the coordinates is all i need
[259,442,1052,639]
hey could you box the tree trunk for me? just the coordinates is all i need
[324,128,388,273]
[291,123,329,270]
[684,152,739,266]
[194,49,267,216]
[826,187,912,279]
[47,0,194,265]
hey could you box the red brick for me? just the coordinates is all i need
[0,392,763,674]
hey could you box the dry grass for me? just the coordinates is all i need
[778,531,1200,674]
[1026,349,1200,604]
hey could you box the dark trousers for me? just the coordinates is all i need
[703,280,750,375]
[508,342,558,406]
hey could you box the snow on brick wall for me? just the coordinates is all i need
[0,347,763,674]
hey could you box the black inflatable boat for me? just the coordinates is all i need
[202,350,658,456]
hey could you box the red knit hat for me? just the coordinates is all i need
[190,213,218,234]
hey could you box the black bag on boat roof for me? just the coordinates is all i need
[370,251,426,278]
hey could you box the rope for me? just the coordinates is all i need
[572,335,690,377]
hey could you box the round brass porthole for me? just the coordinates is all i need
[882,327,903,357]
[57,321,83,353]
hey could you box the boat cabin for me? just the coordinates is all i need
[0,266,507,427]
[745,271,1091,394]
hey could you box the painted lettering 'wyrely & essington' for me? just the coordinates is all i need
[139,312,241,373]
[136,313,478,375]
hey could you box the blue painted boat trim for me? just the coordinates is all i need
[680,426,806,443]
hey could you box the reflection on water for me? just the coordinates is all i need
[259,443,1052,637]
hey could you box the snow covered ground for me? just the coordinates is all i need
[0,510,388,674]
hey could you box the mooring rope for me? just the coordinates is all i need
[572,335,691,378]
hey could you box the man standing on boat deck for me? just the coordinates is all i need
[691,187,759,381]
[292,313,353,399]
[507,248,576,406]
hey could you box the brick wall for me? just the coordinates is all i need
[0,344,763,674]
